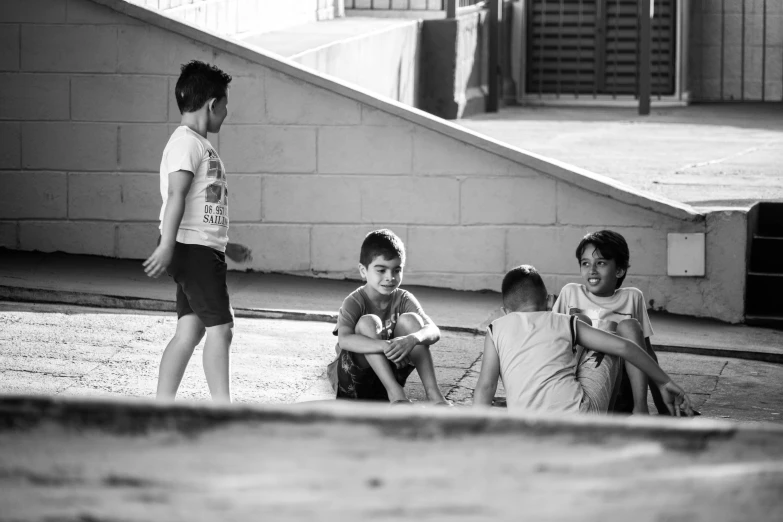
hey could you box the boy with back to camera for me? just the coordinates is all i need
[331,229,450,405]
[552,230,671,415]
[144,60,239,403]
[473,265,693,416]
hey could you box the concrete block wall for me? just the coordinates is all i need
[127,0,345,36]
[0,0,747,322]
[689,0,783,101]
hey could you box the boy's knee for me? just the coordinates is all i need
[355,314,383,338]
[395,312,424,336]
[207,322,233,342]
[616,318,642,337]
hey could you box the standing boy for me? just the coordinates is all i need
[473,265,693,416]
[553,230,669,414]
[144,60,233,403]
[331,229,450,405]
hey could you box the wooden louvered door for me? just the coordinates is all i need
[527,0,676,98]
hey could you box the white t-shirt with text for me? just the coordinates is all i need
[159,126,228,251]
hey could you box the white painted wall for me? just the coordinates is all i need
[0,0,747,322]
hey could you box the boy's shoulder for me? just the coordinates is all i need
[615,286,645,299]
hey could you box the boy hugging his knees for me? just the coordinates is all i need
[331,229,450,406]
[473,265,694,416]
[552,230,670,415]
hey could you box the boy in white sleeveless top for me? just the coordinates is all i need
[473,265,693,416]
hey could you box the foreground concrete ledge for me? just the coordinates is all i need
[2,395,781,448]
[93,0,702,222]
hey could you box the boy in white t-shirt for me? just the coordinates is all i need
[143,60,236,403]
[473,265,693,417]
[553,230,670,415]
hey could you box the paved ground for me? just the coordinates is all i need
[3,301,781,425]
[460,103,783,208]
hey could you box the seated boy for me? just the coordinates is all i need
[473,265,693,416]
[331,229,449,405]
[553,230,670,415]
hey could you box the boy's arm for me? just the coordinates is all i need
[336,324,389,354]
[473,334,500,408]
[385,311,441,364]
[575,322,694,416]
[143,170,193,278]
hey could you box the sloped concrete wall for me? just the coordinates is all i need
[0,0,746,322]
[128,0,344,36]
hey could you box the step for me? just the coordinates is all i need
[749,236,783,274]
[745,314,783,330]
[745,273,783,316]
[756,202,783,238]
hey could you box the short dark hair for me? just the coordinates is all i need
[501,265,548,311]
[360,229,405,267]
[575,230,630,288]
[175,60,232,114]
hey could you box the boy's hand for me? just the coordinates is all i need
[225,242,253,263]
[385,335,418,364]
[659,381,694,417]
[143,244,174,278]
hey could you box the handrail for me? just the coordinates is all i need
[446,0,487,19]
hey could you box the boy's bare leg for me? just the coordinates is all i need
[394,313,447,403]
[354,315,407,402]
[202,322,233,403]
[616,319,650,414]
[157,313,205,400]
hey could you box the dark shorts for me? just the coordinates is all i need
[335,349,415,401]
[165,241,233,327]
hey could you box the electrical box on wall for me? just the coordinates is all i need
[667,233,705,276]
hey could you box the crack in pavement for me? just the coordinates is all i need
[675,139,783,174]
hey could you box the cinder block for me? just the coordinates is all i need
[227,174,262,222]
[219,75,265,124]
[0,73,70,120]
[359,176,459,224]
[227,224,311,271]
[20,221,116,257]
[0,26,20,71]
[220,125,316,173]
[463,273,504,293]
[68,173,122,220]
[407,227,505,273]
[400,272,465,292]
[265,72,361,125]
[0,0,66,22]
[0,122,21,169]
[21,25,117,73]
[506,226,587,274]
[211,50,265,78]
[0,221,17,248]
[72,75,168,122]
[69,172,160,221]
[311,225,408,272]
[117,222,160,259]
[556,183,679,228]
[461,177,557,225]
[413,128,529,176]
[66,0,142,24]
[120,173,163,221]
[119,124,169,172]
[22,123,117,171]
[361,106,412,127]
[0,171,66,219]
[318,126,412,174]
[118,25,213,75]
[767,15,783,46]
[262,175,361,223]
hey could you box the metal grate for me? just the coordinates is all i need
[526,0,675,98]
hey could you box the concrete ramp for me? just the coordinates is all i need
[1,396,782,520]
[0,0,747,322]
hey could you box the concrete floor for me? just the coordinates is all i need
[460,103,783,208]
[3,301,781,425]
